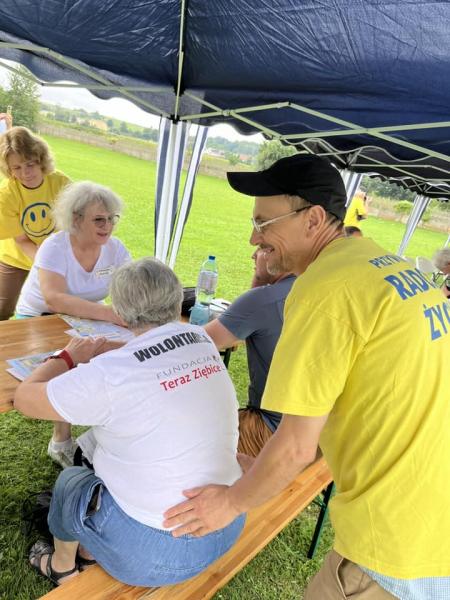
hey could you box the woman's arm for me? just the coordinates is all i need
[14,336,107,420]
[39,268,126,325]
[14,233,38,260]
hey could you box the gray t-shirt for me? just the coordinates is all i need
[218,275,296,431]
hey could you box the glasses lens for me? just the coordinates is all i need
[92,215,120,227]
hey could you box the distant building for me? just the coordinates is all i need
[89,119,108,131]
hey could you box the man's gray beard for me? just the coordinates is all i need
[266,260,283,276]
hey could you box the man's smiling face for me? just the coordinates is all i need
[250,195,310,276]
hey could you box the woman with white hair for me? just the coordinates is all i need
[433,247,450,298]
[14,258,245,588]
[16,181,131,467]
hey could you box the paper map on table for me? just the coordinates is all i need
[6,351,55,381]
[60,315,133,341]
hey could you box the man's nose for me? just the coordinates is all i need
[249,228,261,246]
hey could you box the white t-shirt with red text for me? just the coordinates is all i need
[47,322,242,529]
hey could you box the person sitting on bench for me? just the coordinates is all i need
[14,258,245,588]
[205,248,295,456]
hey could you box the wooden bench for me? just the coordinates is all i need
[39,457,333,600]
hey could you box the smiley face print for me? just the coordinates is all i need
[21,202,55,238]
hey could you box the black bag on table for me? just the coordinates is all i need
[182,287,196,317]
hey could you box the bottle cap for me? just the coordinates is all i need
[208,255,215,260]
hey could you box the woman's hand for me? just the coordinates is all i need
[63,336,107,366]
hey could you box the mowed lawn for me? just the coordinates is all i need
[0,135,447,600]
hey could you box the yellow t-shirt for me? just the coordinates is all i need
[262,236,450,578]
[0,171,70,270]
[344,195,367,227]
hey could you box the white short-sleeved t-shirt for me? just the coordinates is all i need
[47,322,242,529]
[16,231,130,316]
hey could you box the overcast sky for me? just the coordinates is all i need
[0,62,262,143]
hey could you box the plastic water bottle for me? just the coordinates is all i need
[196,255,218,305]
[189,256,218,325]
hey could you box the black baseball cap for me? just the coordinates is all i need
[227,154,347,221]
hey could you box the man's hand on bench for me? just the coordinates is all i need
[163,484,240,537]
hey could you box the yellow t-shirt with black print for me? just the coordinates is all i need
[263,236,450,578]
[0,171,70,270]
[344,195,367,227]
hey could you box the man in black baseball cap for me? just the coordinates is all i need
[165,152,450,600]
[227,153,348,278]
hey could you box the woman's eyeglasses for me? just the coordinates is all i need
[91,215,120,228]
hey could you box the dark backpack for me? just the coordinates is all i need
[22,490,53,540]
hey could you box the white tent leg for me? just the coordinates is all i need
[154,118,190,262]
[397,194,431,256]
[168,124,209,269]
[340,169,363,207]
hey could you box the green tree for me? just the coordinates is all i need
[361,176,415,202]
[225,152,240,166]
[3,65,39,129]
[256,140,296,170]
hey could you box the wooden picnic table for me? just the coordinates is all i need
[0,315,69,414]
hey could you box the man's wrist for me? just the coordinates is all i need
[226,484,247,516]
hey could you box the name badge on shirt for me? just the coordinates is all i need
[95,266,114,278]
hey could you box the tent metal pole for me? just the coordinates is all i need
[0,41,171,117]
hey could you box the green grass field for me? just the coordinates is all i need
[0,135,447,599]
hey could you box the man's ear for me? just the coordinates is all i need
[305,205,327,235]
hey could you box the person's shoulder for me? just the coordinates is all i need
[107,236,129,254]
[0,176,18,197]
[40,230,67,250]
[47,170,70,185]
[253,275,296,301]
[228,278,294,312]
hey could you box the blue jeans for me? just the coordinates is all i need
[48,467,246,586]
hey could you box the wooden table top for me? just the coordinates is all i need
[0,315,69,414]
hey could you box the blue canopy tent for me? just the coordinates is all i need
[0,0,448,260]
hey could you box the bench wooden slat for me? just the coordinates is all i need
[39,458,332,600]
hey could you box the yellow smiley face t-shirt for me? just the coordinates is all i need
[0,170,70,270]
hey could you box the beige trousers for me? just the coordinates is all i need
[237,408,273,458]
[304,550,397,599]
[0,261,29,320]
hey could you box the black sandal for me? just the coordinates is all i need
[30,540,79,586]
[77,552,97,570]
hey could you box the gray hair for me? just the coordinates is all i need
[53,181,124,233]
[286,194,343,228]
[433,247,450,271]
[110,258,183,329]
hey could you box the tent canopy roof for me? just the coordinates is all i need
[0,0,449,198]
